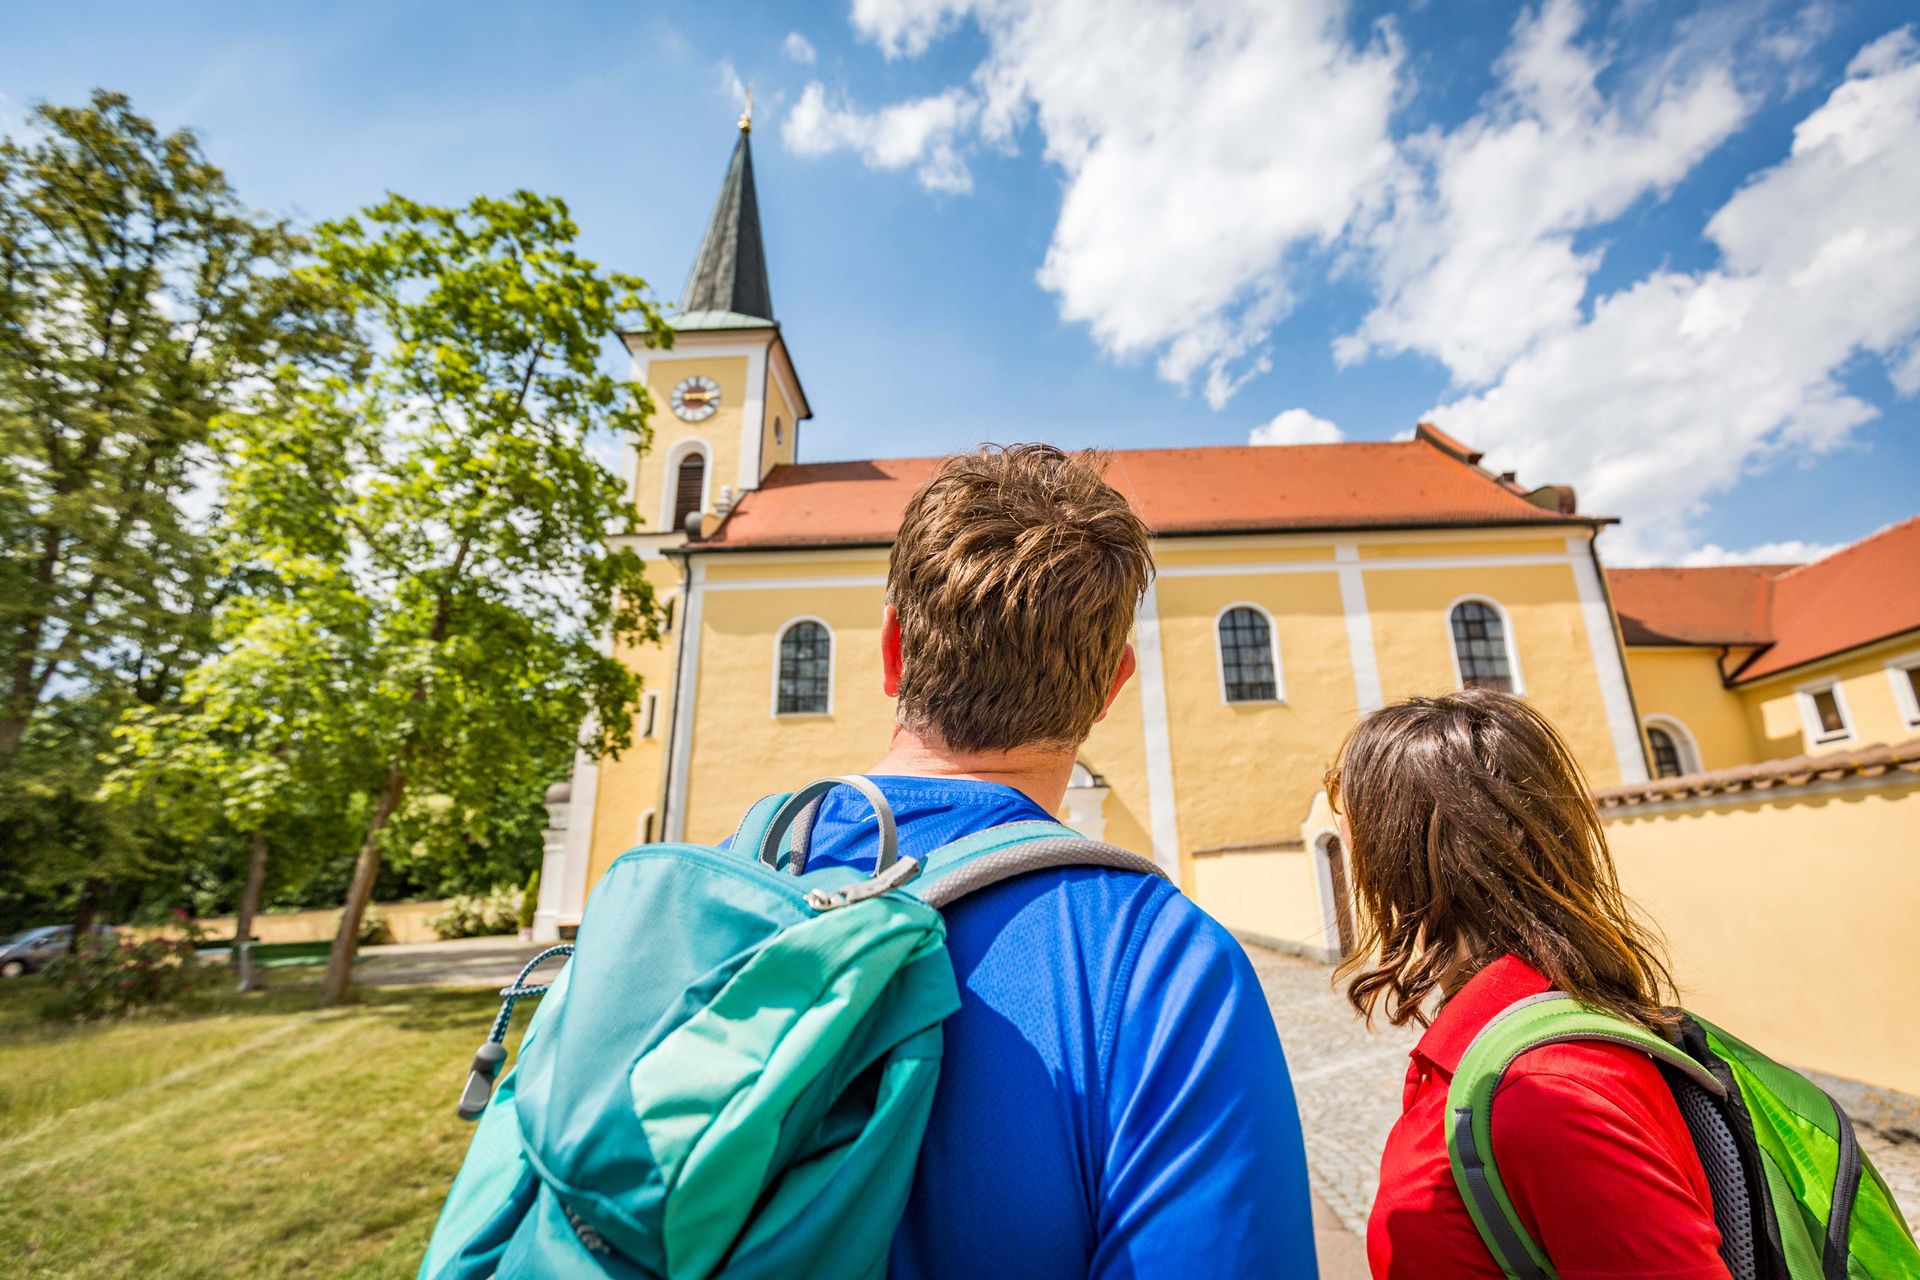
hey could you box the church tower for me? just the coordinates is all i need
[625,109,811,539]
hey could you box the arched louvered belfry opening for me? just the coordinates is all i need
[672,451,706,531]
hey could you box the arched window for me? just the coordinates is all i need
[1217,605,1280,703]
[1449,599,1517,693]
[775,619,832,715]
[1647,726,1683,778]
[1644,716,1698,777]
[671,451,706,531]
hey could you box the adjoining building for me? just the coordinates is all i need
[1610,518,1920,775]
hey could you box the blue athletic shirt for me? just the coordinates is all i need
[790,775,1317,1279]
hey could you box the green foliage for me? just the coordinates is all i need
[0,91,356,922]
[36,928,203,1021]
[519,868,540,931]
[430,885,522,941]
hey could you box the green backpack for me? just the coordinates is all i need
[1449,994,1920,1280]
[418,776,1165,1279]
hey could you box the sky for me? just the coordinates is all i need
[4,0,1916,565]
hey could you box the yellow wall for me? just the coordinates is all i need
[1155,568,1356,863]
[760,342,800,472]
[1192,848,1330,952]
[1738,630,1920,760]
[1606,777,1920,1096]
[1625,647,1757,771]
[586,555,685,888]
[1366,560,1628,786]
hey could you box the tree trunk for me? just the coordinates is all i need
[69,877,103,954]
[318,764,406,1007]
[234,830,269,993]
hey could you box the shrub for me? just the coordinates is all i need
[430,884,521,940]
[37,931,202,1021]
[356,906,393,947]
[518,869,540,932]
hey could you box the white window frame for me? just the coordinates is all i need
[1642,715,1701,777]
[771,616,835,717]
[1445,595,1526,696]
[658,438,713,533]
[1213,602,1285,705]
[1885,650,1920,731]
[640,691,659,739]
[1795,677,1855,748]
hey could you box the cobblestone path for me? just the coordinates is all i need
[1246,943,1920,1243]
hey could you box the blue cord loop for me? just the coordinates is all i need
[457,943,574,1120]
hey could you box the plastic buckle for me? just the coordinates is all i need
[457,1042,508,1120]
[805,856,922,911]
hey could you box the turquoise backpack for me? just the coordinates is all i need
[418,776,1165,1280]
[1449,994,1920,1280]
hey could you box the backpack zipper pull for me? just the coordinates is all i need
[458,1042,508,1120]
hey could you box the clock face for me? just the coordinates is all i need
[671,375,721,422]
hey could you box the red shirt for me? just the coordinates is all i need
[1367,955,1730,1280]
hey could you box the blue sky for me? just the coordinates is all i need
[4,0,1916,563]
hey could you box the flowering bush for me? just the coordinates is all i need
[37,924,202,1021]
[356,905,393,947]
[430,884,522,940]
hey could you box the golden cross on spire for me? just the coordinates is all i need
[739,86,754,135]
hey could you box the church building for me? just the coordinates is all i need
[537,119,1663,958]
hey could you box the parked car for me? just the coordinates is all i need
[0,924,116,977]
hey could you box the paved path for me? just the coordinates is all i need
[1244,940,1920,1272]
[355,935,554,989]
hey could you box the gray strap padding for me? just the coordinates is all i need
[787,797,823,875]
[1452,1106,1554,1280]
[1823,1091,1861,1280]
[757,776,898,874]
[917,836,1168,910]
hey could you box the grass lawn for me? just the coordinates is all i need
[0,969,520,1278]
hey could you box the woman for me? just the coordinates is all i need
[1329,688,1730,1280]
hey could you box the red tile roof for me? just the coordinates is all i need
[1608,565,1785,647]
[1606,515,1920,683]
[699,427,1594,551]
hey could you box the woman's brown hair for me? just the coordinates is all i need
[1329,688,1676,1032]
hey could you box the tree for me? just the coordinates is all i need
[0,91,354,935]
[0,90,353,770]
[273,192,669,1005]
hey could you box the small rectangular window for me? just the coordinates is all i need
[1803,684,1850,744]
[1893,657,1920,729]
[641,692,658,739]
[642,812,655,844]
[662,597,675,634]
[1907,666,1920,718]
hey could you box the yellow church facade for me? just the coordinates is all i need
[536,122,1661,956]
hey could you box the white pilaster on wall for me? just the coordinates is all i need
[1568,535,1650,784]
[664,559,707,841]
[736,343,769,494]
[1335,544,1385,714]
[532,786,572,942]
[554,746,598,930]
[1134,580,1183,883]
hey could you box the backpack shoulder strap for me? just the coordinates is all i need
[1445,993,1725,1280]
[904,820,1169,910]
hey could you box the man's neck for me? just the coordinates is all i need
[869,725,1077,815]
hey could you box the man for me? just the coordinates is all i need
[766,444,1316,1277]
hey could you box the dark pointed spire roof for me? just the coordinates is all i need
[679,124,774,328]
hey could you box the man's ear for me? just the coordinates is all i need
[881,604,903,698]
[1093,643,1136,724]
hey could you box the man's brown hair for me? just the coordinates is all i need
[1328,688,1677,1032]
[889,444,1152,754]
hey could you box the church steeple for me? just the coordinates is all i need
[680,119,774,327]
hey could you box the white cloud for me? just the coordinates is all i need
[782,32,817,65]
[1429,27,1920,562]
[1249,407,1345,446]
[1668,539,1837,568]
[1337,0,1751,385]
[782,82,978,193]
[806,0,1402,407]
